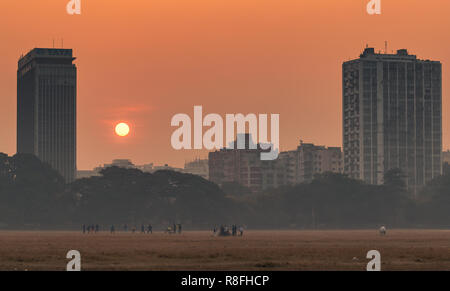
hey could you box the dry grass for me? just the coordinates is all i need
[0,230,449,271]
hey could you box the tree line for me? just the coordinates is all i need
[0,153,449,229]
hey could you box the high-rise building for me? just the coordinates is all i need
[343,48,442,187]
[17,48,77,182]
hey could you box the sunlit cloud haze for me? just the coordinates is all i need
[0,0,448,169]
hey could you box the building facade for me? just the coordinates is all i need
[17,48,77,182]
[278,141,343,185]
[208,134,284,192]
[343,48,442,187]
[184,158,209,179]
[209,135,342,191]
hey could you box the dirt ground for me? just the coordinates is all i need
[0,229,449,271]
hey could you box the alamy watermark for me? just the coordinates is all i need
[67,0,81,15]
[66,1,381,16]
[170,106,280,160]
[367,0,381,15]
[366,250,381,271]
[66,250,81,271]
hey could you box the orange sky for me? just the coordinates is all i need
[0,0,449,169]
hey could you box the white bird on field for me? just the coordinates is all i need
[379,226,387,236]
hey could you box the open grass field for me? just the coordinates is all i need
[0,230,449,271]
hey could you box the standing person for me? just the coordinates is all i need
[141,224,145,233]
[132,225,136,233]
[178,224,182,234]
[124,224,128,232]
[110,225,115,234]
[239,226,244,236]
[95,224,99,233]
[147,224,153,234]
[82,224,86,234]
[173,223,177,234]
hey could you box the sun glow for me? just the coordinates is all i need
[115,123,130,137]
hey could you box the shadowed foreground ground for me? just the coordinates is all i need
[0,230,449,271]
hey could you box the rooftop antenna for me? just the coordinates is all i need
[385,41,387,54]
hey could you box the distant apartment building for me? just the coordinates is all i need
[103,159,136,169]
[208,135,341,191]
[209,134,284,192]
[278,141,343,185]
[152,164,183,172]
[17,48,77,183]
[76,159,139,179]
[343,48,442,187]
[184,158,209,179]
[76,170,100,179]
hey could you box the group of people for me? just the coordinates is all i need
[82,224,100,234]
[119,224,153,234]
[83,223,258,236]
[213,225,244,237]
[82,224,153,234]
[166,223,182,234]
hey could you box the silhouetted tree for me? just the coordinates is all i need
[384,168,407,190]
[0,153,65,227]
[1,152,450,229]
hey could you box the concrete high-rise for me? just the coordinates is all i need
[343,48,442,187]
[17,48,77,182]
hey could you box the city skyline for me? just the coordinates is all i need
[1,1,449,170]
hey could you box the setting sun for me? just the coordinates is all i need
[115,123,130,137]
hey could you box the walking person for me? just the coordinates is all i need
[239,226,244,236]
